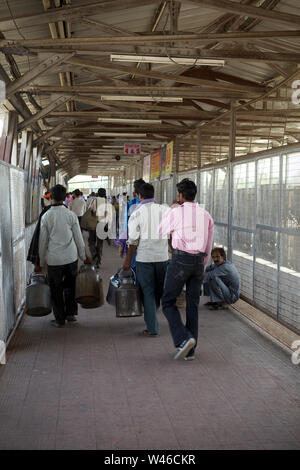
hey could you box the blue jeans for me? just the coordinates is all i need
[136,261,168,335]
[162,253,204,349]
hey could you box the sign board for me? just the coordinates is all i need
[143,155,151,182]
[124,143,141,155]
[150,149,160,180]
[160,141,173,180]
[92,175,98,178]
[166,141,173,176]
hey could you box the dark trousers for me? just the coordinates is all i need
[162,253,204,349]
[47,260,78,325]
[88,230,103,266]
[136,261,168,335]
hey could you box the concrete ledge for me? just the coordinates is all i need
[230,299,300,353]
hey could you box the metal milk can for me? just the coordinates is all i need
[115,269,143,318]
[75,264,99,305]
[26,273,52,317]
[80,269,105,309]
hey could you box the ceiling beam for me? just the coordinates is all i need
[64,57,265,91]
[0,0,159,32]
[2,30,300,49]
[182,0,300,27]
[18,96,72,131]
[6,53,74,98]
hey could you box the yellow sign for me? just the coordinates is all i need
[150,149,160,180]
[161,141,173,179]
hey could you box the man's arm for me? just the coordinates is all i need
[122,211,140,270]
[122,244,137,270]
[158,206,173,237]
[71,215,91,263]
[38,218,49,268]
[203,215,214,270]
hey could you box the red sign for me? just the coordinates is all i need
[92,175,98,178]
[124,143,141,155]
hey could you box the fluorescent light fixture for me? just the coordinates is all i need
[100,95,183,102]
[110,54,225,67]
[94,133,147,137]
[97,118,161,124]
[102,145,124,148]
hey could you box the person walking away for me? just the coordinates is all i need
[38,184,92,327]
[69,188,86,225]
[122,183,169,336]
[115,178,145,270]
[88,188,113,268]
[203,247,240,310]
[158,179,214,360]
[111,196,119,235]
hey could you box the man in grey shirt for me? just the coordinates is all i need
[39,184,91,327]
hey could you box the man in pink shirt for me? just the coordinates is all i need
[158,179,214,360]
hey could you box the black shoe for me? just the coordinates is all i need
[204,301,218,306]
[208,303,228,310]
[174,337,196,360]
[50,320,65,328]
[66,315,77,322]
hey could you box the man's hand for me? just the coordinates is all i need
[122,261,131,271]
[34,265,42,273]
[84,256,92,265]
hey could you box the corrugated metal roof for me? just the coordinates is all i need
[2,0,300,173]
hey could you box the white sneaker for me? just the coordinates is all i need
[174,338,196,360]
[184,355,195,361]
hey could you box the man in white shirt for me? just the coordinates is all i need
[122,183,169,336]
[69,188,86,224]
[39,184,91,327]
[87,188,114,268]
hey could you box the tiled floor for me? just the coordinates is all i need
[0,245,299,450]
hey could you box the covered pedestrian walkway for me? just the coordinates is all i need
[0,244,299,450]
[1,0,300,452]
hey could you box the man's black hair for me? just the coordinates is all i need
[133,178,145,195]
[176,178,197,201]
[74,189,81,197]
[138,182,154,200]
[211,247,227,260]
[50,184,66,202]
[97,188,106,198]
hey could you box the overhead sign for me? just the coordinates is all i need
[124,143,141,155]
[92,175,98,178]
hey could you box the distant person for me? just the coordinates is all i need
[158,179,214,361]
[38,184,91,327]
[87,188,113,268]
[203,247,240,310]
[69,188,86,224]
[115,179,145,269]
[41,190,51,209]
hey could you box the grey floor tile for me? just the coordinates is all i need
[0,245,299,451]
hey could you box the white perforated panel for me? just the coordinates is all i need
[10,167,25,242]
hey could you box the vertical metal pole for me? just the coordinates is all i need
[277,153,283,321]
[173,136,179,201]
[197,127,201,203]
[227,101,236,261]
[253,157,258,302]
